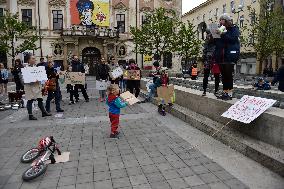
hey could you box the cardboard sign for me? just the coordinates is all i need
[120,91,140,105]
[21,66,48,83]
[123,70,141,80]
[59,71,85,85]
[221,95,276,124]
[157,85,175,104]
[96,80,108,90]
[109,67,123,79]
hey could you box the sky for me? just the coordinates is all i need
[182,0,207,14]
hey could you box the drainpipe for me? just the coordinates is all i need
[37,0,42,57]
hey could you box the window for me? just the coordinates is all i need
[203,14,206,21]
[197,16,200,21]
[240,15,244,27]
[0,8,4,26]
[142,15,147,25]
[209,10,212,19]
[52,10,63,30]
[231,0,235,12]
[116,14,125,33]
[22,9,32,27]
[215,8,219,18]
[223,4,226,13]
[250,11,256,25]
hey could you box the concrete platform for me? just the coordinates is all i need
[140,79,284,176]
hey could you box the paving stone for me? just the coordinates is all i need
[177,167,195,177]
[132,183,152,189]
[145,172,165,183]
[57,185,76,189]
[213,170,235,181]
[156,163,173,172]
[208,182,230,189]
[76,182,94,189]
[76,173,93,184]
[20,181,40,189]
[191,184,210,189]
[224,178,249,189]
[6,174,22,184]
[2,182,22,189]
[199,173,220,184]
[149,181,171,189]
[58,175,76,186]
[0,175,10,185]
[167,178,189,189]
[169,160,188,169]
[126,166,144,176]
[61,167,77,177]
[38,178,59,189]
[109,162,124,171]
[111,168,128,179]
[191,165,210,175]
[141,165,159,174]
[112,177,131,188]
[129,174,148,186]
[184,175,206,187]
[94,179,113,189]
[161,169,181,180]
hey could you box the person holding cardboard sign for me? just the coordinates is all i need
[25,56,51,120]
[106,84,128,139]
[96,57,110,102]
[108,56,122,85]
[126,59,141,98]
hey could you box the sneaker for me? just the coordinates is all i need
[57,109,64,113]
[85,99,89,102]
[202,92,206,96]
[110,133,117,139]
[75,99,79,103]
[219,93,232,101]
[42,112,52,117]
[29,115,37,120]
[69,101,74,105]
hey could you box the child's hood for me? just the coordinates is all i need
[108,94,118,103]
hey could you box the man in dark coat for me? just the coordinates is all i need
[272,62,284,92]
[71,55,89,102]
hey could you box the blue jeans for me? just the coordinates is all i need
[119,80,126,92]
[45,87,61,112]
[147,83,156,100]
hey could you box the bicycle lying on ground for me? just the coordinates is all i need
[20,136,61,181]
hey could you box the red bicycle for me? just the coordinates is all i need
[21,136,61,181]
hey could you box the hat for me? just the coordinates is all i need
[219,14,232,22]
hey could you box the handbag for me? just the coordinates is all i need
[46,78,57,91]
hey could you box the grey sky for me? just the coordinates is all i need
[182,0,207,14]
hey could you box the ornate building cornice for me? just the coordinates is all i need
[49,0,66,8]
[17,0,36,6]
[113,2,127,11]
[140,7,152,12]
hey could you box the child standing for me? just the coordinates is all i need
[106,84,128,138]
[0,63,9,96]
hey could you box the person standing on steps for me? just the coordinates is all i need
[71,55,89,102]
[215,14,240,101]
[126,59,141,98]
[25,56,51,120]
[96,57,110,102]
[45,56,64,113]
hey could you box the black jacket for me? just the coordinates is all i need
[71,60,85,73]
[96,64,110,80]
[11,65,23,81]
[272,65,284,92]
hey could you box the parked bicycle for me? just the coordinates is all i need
[20,136,61,181]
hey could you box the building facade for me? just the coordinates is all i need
[182,0,284,75]
[0,0,182,74]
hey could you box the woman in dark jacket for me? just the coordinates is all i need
[126,59,141,98]
[272,63,284,92]
[11,59,24,91]
[215,14,240,100]
[96,57,110,102]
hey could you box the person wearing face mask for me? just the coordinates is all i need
[24,56,51,120]
[45,55,64,113]
[96,57,110,102]
[126,59,141,98]
[215,14,240,101]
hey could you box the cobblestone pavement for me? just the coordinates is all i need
[0,78,280,189]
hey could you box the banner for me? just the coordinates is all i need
[21,66,48,83]
[157,85,175,104]
[59,71,85,85]
[109,67,123,79]
[221,95,276,124]
[143,54,153,69]
[96,80,108,90]
[70,0,110,27]
[123,70,141,80]
[120,91,140,105]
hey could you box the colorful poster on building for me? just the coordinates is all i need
[143,54,153,69]
[70,0,110,26]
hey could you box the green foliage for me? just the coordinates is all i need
[130,8,179,59]
[174,21,202,60]
[241,0,284,67]
[0,10,38,60]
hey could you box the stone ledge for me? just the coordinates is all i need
[139,90,284,177]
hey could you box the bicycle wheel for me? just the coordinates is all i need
[21,148,41,163]
[22,163,47,181]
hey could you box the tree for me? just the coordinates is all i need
[0,10,38,66]
[174,21,202,63]
[130,8,179,64]
[241,0,284,73]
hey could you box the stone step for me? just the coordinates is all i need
[140,90,284,177]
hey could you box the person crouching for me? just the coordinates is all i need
[106,84,128,139]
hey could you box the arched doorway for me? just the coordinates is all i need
[82,47,101,76]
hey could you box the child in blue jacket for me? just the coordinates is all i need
[106,84,128,138]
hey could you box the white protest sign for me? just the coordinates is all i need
[21,66,48,83]
[221,95,276,124]
[209,23,220,38]
[109,67,123,79]
[120,91,140,105]
[96,80,108,90]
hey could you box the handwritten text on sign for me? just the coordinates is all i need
[59,72,85,85]
[21,66,48,83]
[221,95,276,124]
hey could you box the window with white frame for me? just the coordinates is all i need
[116,14,125,33]
[231,0,235,12]
[215,8,219,18]
[223,4,227,13]
[209,10,212,20]
[240,15,244,27]
[203,14,206,21]
[22,9,32,27]
[52,10,63,30]
[142,15,147,25]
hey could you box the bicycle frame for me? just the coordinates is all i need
[32,142,59,167]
